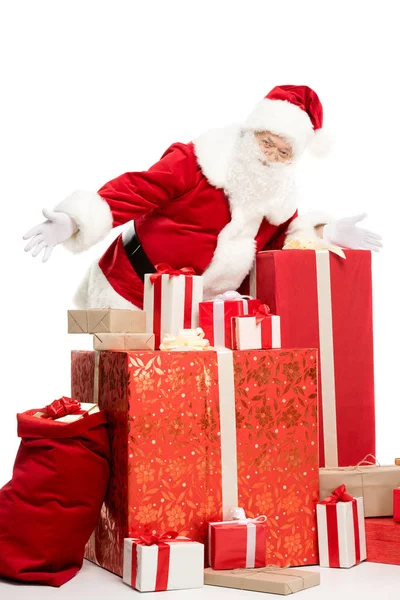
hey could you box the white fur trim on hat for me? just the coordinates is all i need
[54,190,113,253]
[307,129,333,157]
[244,98,314,156]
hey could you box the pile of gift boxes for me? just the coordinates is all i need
[67,249,400,594]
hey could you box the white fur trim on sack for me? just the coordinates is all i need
[244,98,314,156]
[54,190,113,253]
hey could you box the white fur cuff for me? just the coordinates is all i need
[285,211,334,241]
[54,190,113,253]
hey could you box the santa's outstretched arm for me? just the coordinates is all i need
[284,212,382,252]
[23,145,196,261]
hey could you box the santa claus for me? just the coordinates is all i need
[23,85,381,308]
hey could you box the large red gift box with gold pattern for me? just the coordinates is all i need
[244,249,375,468]
[71,348,319,576]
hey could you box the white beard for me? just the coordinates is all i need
[225,131,297,226]
[201,129,298,298]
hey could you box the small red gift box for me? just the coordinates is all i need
[316,484,366,568]
[199,291,260,348]
[394,489,400,522]
[208,517,267,570]
[231,305,281,350]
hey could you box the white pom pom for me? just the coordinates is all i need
[307,129,333,158]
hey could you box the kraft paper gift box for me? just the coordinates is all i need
[71,347,319,576]
[199,292,260,348]
[204,567,320,595]
[231,305,281,350]
[319,463,400,517]
[68,308,146,334]
[365,518,400,565]
[245,249,375,468]
[143,266,203,349]
[93,333,155,351]
[317,485,366,568]
[123,536,204,592]
[208,517,267,569]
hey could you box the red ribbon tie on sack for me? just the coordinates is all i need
[253,304,271,325]
[44,397,82,419]
[321,484,354,504]
[150,264,196,284]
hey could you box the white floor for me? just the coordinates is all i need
[0,560,400,599]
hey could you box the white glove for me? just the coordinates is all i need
[23,209,78,262]
[323,213,382,252]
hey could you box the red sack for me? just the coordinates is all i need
[0,407,110,586]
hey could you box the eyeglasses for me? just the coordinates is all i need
[261,138,292,162]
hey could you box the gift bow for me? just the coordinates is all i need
[149,263,196,284]
[160,328,212,351]
[44,397,82,419]
[229,507,267,523]
[320,484,355,504]
[213,290,253,302]
[136,530,179,546]
[253,304,271,324]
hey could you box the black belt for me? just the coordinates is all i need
[122,222,156,282]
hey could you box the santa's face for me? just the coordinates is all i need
[254,131,293,164]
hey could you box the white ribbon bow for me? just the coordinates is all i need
[212,291,254,302]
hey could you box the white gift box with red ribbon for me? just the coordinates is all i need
[123,533,204,592]
[231,304,281,350]
[317,484,367,568]
[144,264,203,349]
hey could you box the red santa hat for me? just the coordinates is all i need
[244,85,330,157]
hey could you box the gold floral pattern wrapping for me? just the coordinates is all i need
[72,348,319,575]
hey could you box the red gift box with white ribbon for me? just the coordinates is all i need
[144,264,203,349]
[199,291,260,348]
[123,532,204,592]
[248,249,375,468]
[208,515,267,570]
[317,484,367,568]
[231,304,281,350]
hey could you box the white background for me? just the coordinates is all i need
[0,0,398,490]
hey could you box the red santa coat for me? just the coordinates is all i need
[55,125,326,308]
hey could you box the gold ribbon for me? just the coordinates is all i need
[283,236,346,259]
[230,565,305,594]
[159,328,213,351]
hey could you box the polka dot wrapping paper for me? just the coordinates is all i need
[71,347,319,576]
